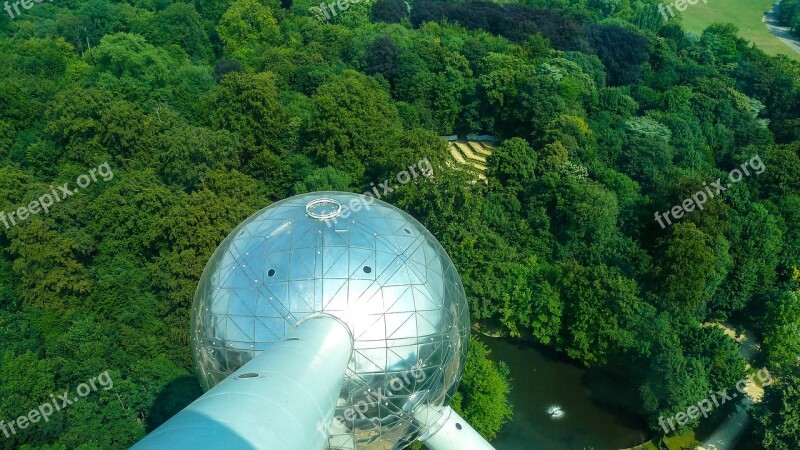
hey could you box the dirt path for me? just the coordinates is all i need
[696,323,761,450]
[764,1,800,55]
[696,399,753,450]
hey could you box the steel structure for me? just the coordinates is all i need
[133,192,495,450]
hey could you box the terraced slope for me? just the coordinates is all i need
[444,139,495,182]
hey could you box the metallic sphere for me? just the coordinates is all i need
[190,192,470,449]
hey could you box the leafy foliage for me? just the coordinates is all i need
[451,336,513,440]
[749,364,800,450]
[0,0,798,446]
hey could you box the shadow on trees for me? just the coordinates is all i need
[146,375,204,433]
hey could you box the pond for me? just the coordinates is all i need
[480,335,652,450]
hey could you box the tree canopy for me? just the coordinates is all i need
[0,0,799,447]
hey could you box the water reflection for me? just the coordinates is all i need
[480,335,651,450]
[547,405,565,420]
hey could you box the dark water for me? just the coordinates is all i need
[481,336,651,450]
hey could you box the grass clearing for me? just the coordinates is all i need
[679,0,800,59]
[664,431,699,449]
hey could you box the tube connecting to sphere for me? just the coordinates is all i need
[416,406,497,450]
[132,314,353,449]
[134,192,495,449]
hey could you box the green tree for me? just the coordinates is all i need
[151,3,213,62]
[558,261,651,365]
[763,288,800,370]
[7,220,93,311]
[211,71,290,157]
[682,325,745,393]
[452,336,512,440]
[750,364,800,449]
[640,331,712,433]
[0,352,61,447]
[714,204,782,313]
[86,170,178,257]
[760,143,800,197]
[651,222,717,318]
[293,166,354,194]
[85,33,181,104]
[217,0,281,58]
[531,172,621,263]
[486,137,537,193]
[306,70,402,178]
[496,257,561,344]
[371,0,408,23]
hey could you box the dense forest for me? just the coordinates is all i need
[781,0,800,34]
[0,0,799,448]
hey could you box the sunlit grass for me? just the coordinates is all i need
[678,0,800,59]
[664,431,698,449]
[628,440,659,449]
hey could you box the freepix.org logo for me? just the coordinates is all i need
[654,155,764,229]
[323,158,432,227]
[658,368,772,434]
[1,371,114,440]
[315,362,427,438]
[3,0,53,20]
[0,162,113,231]
[658,0,708,21]
[309,0,377,21]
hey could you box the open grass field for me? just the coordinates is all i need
[623,431,698,450]
[627,440,659,450]
[679,0,800,59]
[664,431,699,449]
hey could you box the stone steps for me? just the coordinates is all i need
[469,141,493,157]
[448,145,467,164]
[443,137,499,183]
[455,142,486,163]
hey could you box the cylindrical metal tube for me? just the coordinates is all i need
[416,406,496,450]
[133,314,353,450]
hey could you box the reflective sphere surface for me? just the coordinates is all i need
[191,192,470,449]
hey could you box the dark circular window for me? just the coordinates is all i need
[238,373,259,379]
[455,423,463,430]
[268,269,276,277]
[404,228,411,234]
[363,266,372,274]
